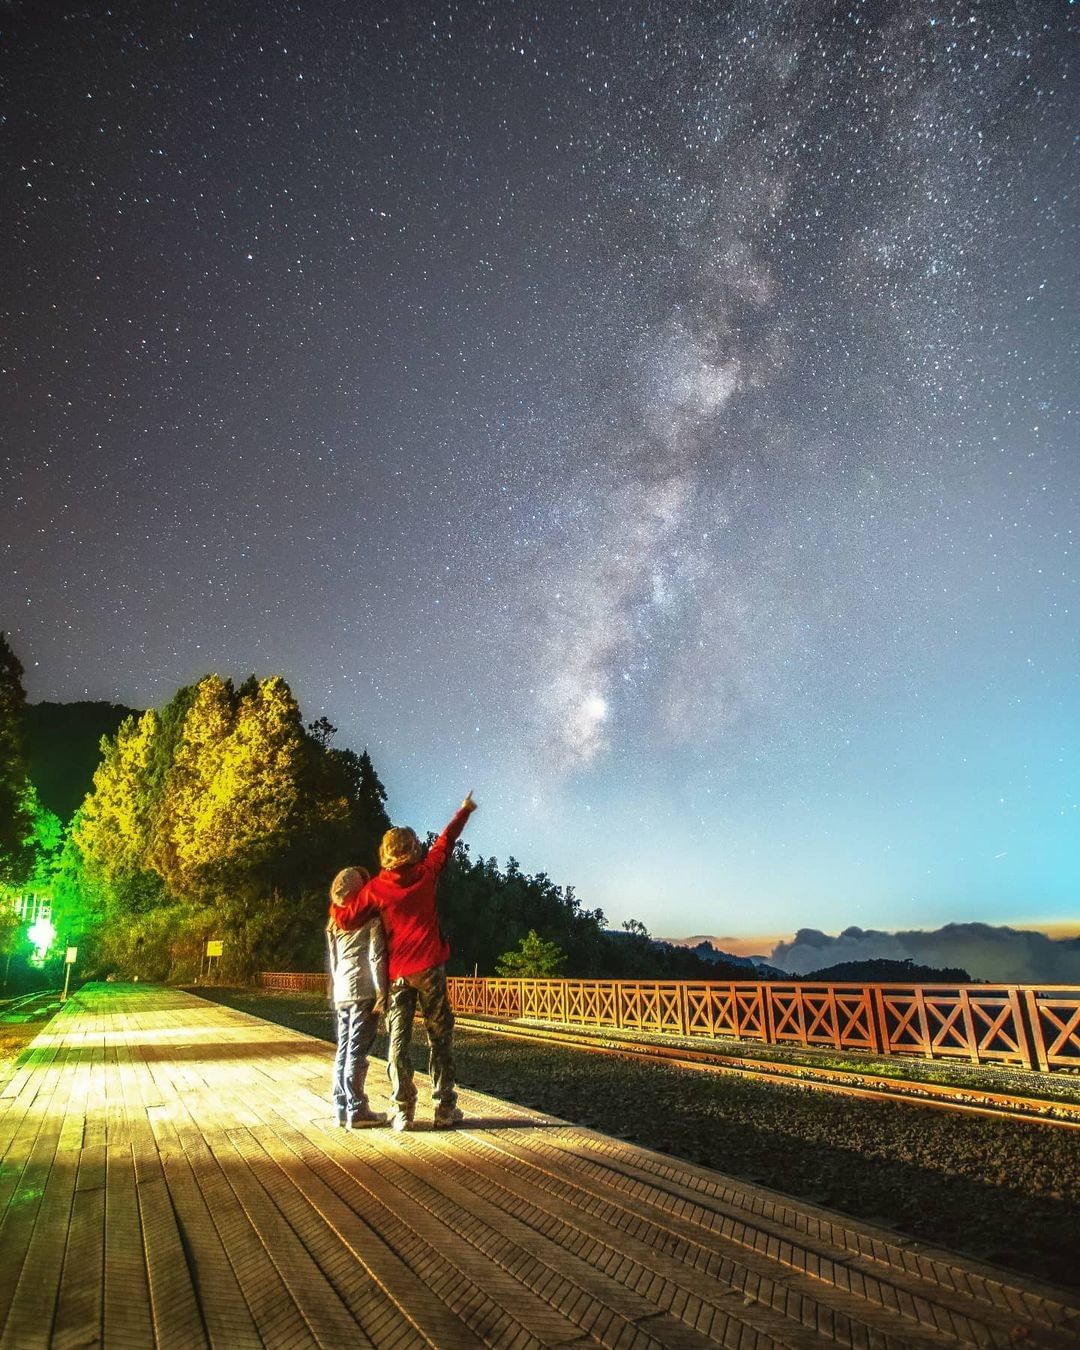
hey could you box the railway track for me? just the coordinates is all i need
[0,989,62,1019]
[455,1014,1080,1130]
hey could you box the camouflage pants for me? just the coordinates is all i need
[386,964,456,1114]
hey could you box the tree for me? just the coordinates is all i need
[72,710,166,919]
[70,671,395,981]
[0,633,34,886]
[329,748,390,873]
[434,841,610,978]
[495,929,568,978]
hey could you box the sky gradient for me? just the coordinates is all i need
[3,1,1077,943]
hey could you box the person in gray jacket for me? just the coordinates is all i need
[326,866,388,1127]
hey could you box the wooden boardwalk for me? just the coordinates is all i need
[1,986,1077,1350]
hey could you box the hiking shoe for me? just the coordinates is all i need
[346,1108,387,1129]
[388,1110,415,1133]
[433,1105,464,1130]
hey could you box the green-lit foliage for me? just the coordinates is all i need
[25,787,63,883]
[68,673,391,982]
[495,929,568,977]
[50,825,106,964]
[0,901,21,967]
[0,633,34,887]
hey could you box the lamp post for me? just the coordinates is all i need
[62,946,77,1002]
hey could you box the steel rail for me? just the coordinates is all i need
[454,1015,1080,1130]
[0,989,62,1018]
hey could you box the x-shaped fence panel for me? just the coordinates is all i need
[391,977,1080,1073]
[617,982,682,1033]
[522,980,565,1022]
[565,981,619,1027]
[1024,991,1080,1072]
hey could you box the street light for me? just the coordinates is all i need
[27,916,56,964]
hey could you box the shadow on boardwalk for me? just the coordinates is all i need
[2,982,1079,1349]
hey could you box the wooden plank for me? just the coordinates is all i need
[356,1123,721,1349]
[205,1127,370,1349]
[103,1142,155,1349]
[228,1109,490,1349]
[242,1116,592,1348]
[445,1127,955,1350]
[148,1109,262,1349]
[52,1182,105,1350]
[229,1124,436,1349]
[4,982,1080,1350]
[169,1112,313,1347]
[0,1149,79,1349]
[0,1120,65,1328]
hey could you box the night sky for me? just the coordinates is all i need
[3,1,1077,948]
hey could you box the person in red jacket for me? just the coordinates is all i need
[365,791,477,1131]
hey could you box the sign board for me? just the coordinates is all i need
[206,939,224,958]
[65,947,77,965]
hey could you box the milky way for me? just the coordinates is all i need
[2,1,1077,936]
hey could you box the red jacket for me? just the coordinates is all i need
[361,807,471,981]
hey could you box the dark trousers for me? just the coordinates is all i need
[332,1000,378,1121]
[386,964,456,1114]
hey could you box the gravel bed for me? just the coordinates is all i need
[191,987,1080,1294]
[469,1016,1080,1104]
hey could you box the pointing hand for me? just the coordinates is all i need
[461,790,478,813]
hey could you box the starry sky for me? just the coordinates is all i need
[3,0,1077,947]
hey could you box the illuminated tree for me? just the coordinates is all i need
[0,633,34,886]
[154,675,238,895]
[0,903,21,977]
[26,786,63,877]
[49,827,104,956]
[495,929,568,977]
[68,670,393,979]
[72,710,166,916]
[159,675,348,898]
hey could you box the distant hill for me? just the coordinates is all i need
[663,937,786,979]
[24,700,137,821]
[601,931,757,980]
[800,957,972,984]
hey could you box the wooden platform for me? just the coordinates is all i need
[1,986,1077,1349]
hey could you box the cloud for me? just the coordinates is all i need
[768,923,1080,985]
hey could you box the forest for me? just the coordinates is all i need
[1,632,745,987]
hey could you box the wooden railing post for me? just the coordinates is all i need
[678,982,690,1037]
[958,988,979,1064]
[1025,989,1050,1072]
[763,985,775,1046]
[1010,987,1036,1072]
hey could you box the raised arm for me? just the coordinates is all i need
[424,792,478,878]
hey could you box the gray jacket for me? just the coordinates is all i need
[326,912,388,1009]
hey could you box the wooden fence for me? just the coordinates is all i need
[257,971,1080,1073]
[442,977,1080,1074]
[260,971,327,993]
